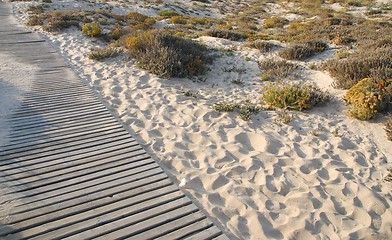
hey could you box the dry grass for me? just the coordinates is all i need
[88,46,123,60]
[247,41,277,53]
[279,41,328,60]
[258,59,298,79]
[205,29,247,41]
[323,46,392,89]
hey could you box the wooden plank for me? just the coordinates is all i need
[0,136,136,168]
[10,167,164,212]
[9,112,113,134]
[1,186,183,239]
[1,156,156,205]
[9,108,109,129]
[0,126,124,157]
[6,173,170,224]
[2,147,147,185]
[92,204,200,240]
[0,131,135,168]
[61,197,193,240]
[130,211,207,240]
[7,119,118,144]
[0,124,122,152]
[155,218,214,240]
[183,226,224,240]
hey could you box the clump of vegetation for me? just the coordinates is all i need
[385,117,392,141]
[323,46,392,89]
[159,9,180,17]
[27,5,44,14]
[125,29,212,78]
[127,11,148,22]
[168,15,188,24]
[279,40,328,60]
[261,82,329,111]
[385,169,392,182]
[274,110,295,125]
[263,16,288,29]
[109,24,128,40]
[213,101,261,121]
[183,89,198,98]
[205,29,247,41]
[343,78,392,120]
[258,60,298,79]
[247,41,277,53]
[27,10,91,32]
[88,46,122,60]
[82,22,101,37]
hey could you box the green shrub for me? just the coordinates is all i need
[323,47,392,89]
[168,16,188,24]
[279,45,314,60]
[205,29,247,41]
[109,24,127,40]
[279,41,328,60]
[82,22,101,37]
[258,59,298,79]
[343,78,391,120]
[159,10,180,17]
[88,46,123,60]
[27,5,44,14]
[385,117,392,141]
[213,101,261,120]
[125,29,212,78]
[127,11,148,22]
[247,41,277,53]
[261,82,329,111]
[28,10,90,32]
[263,16,288,29]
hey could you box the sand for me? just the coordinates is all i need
[4,0,392,239]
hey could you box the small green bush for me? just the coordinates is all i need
[344,78,392,120]
[205,29,246,41]
[82,22,101,37]
[279,45,315,60]
[159,10,180,17]
[279,41,328,60]
[127,11,148,22]
[125,29,212,78]
[263,16,288,29]
[261,82,329,111]
[168,16,188,24]
[88,46,123,60]
[258,60,298,79]
[214,101,261,120]
[247,41,277,53]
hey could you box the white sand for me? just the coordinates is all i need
[8,0,392,239]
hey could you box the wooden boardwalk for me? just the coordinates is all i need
[0,2,228,239]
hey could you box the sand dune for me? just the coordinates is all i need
[6,0,392,239]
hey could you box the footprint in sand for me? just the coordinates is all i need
[234,132,267,152]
